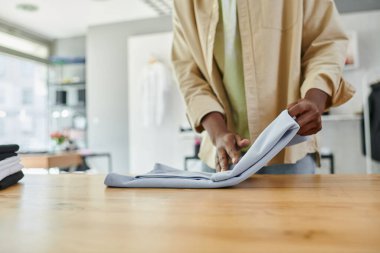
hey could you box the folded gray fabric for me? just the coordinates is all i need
[0,170,24,190]
[105,110,307,188]
[0,156,20,169]
[0,162,23,181]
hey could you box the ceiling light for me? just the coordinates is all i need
[16,3,39,12]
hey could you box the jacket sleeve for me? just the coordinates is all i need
[301,0,355,107]
[171,1,225,133]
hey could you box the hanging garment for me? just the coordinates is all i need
[105,110,307,189]
[140,61,171,127]
[369,82,380,161]
[0,171,24,190]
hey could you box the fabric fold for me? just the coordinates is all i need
[136,163,213,180]
[0,144,19,153]
[105,110,307,189]
[0,152,17,162]
[0,171,24,190]
[0,155,23,181]
[0,163,23,181]
[0,156,21,169]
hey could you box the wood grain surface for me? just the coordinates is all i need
[0,174,379,253]
[20,152,82,169]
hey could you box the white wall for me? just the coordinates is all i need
[87,17,172,173]
[318,10,380,173]
[53,36,86,57]
[331,10,380,115]
[128,32,192,174]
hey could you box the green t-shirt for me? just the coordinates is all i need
[213,0,250,141]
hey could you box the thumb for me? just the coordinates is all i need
[235,135,250,148]
[287,101,298,110]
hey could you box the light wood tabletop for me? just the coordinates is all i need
[0,174,379,253]
[20,152,82,169]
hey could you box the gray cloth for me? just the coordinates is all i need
[0,156,23,181]
[104,110,308,188]
[0,152,17,162]
[202,153,316,174]
[256,153,316,174]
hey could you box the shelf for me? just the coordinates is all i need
[48,82,86,87]
[48,56,87,148]
[50,104,86,109]
[49,56,85,65]
[50,62,85,65]
[322,114,362,122]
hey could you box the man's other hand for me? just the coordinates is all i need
[288,88,331,136]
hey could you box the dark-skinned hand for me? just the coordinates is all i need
[214,132,250,172]
[288,88,331,136]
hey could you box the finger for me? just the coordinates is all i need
[226,145,240,164]
[304,127,322,136]
[215,156,221,172]
[287,101,298,110]
[235,135,250,149]
[217,149,229,172]
[298,121,321,136]
[299,120,318,135]
[216,162,221,172]
[222,136,240,164]
[302,128,320,136]
[288,101,309,118]
[301,123,322,136]
[296,110,320,128]
[300,127,320,136]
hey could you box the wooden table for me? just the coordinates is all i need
[20,152,113,172]
[20,152,82,169]
[1,174,379,253]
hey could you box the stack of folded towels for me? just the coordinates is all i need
[0,144,24,190]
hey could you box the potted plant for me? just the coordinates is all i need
[50,131,68,152]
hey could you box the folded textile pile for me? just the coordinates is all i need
[0,144,24,190]
[105,110,308,189]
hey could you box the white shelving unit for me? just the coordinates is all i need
[48,58,87,149]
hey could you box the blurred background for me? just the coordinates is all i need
[0,0,379,175]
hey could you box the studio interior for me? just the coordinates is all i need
[0,0,379,252]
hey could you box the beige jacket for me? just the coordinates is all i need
[171,0,355,168]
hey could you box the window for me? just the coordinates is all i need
[0,52,48,151]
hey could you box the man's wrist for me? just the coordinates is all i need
[201,112,229,145]
[304,88,331,114]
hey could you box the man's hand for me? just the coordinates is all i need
[288,88,331,136]
[201,112,250,172]
[214,132,250,172]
